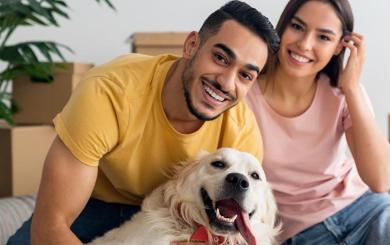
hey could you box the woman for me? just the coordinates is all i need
[245,0,390,244]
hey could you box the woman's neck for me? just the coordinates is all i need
[259,67,319,117]
[263,67,318,101]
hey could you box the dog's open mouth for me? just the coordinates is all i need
[201,188,256,245]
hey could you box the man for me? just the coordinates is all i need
[7,1,279,244]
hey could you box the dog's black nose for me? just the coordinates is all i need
[225,173,249,192]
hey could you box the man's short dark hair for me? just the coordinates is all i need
[199,0,280,55]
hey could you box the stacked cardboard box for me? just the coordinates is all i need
[130,32,189,56]
[0,63,92,197]
[13,63,93,125]
[0,124,56,197]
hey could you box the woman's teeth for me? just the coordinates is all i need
[290,52,310,63]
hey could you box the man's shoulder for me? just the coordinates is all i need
[216,100,262,161]
[77,54,178,95]
[221,101,255,126]
[87,54,177,78]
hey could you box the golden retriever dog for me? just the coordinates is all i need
[88,148,279,245]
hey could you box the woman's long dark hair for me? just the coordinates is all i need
[265,0,354,86]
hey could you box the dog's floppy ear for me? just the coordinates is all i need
[263,186,277,225]
[165,150,209,180]
[196,149,210,160]
[261,185,281,240]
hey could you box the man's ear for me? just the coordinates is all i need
[183,31,200,59]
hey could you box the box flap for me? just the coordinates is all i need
[56,63,94,75]
[130,32,189,47]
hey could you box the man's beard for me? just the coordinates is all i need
[182,56,225,121]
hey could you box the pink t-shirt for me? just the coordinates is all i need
[245,74,369,242]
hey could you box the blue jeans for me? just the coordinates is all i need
[283,191,390,245]
[6,198,140,244]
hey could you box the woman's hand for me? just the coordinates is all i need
[340,32,390,192]
[338,32,365,94]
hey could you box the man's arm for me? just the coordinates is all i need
[31,136,98,245]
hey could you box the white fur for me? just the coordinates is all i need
[88,148,279,245]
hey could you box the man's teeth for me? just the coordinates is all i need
[216,208,237,223]
[290,52,310,63]
[204,85,224,102]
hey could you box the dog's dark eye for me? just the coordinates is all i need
[211,161,225,169]
[251,172,261,180]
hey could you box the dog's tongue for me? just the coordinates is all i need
[216,199,256,245]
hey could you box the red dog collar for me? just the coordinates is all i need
[190,225,227,245]
[175,204,230,244]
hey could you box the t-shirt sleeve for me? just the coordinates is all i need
[240,110,263,162]
[53,76,124,166]
[223,104,263,163]
[342,83,374,130]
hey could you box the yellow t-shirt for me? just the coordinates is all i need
[54,53,263,205]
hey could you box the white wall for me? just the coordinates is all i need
[5,0,390,136]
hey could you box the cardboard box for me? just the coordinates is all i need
[388,114,390,142]
[130,32,189,56]
[0,125,56,197]
[12,62,93,125]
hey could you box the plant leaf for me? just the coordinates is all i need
[0,41,73,63]
[0,98,14,125]
[95,0,116,11]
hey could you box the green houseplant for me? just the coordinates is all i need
[0,0,115,125]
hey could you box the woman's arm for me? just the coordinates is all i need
[342,33,390,192]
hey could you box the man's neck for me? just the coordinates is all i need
[161,59,205,134]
